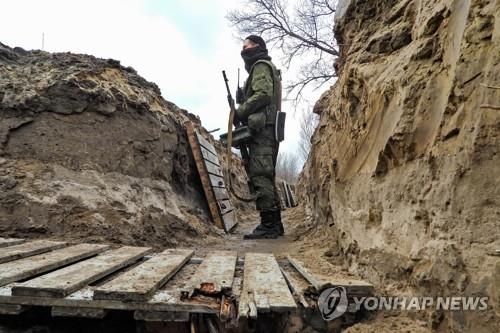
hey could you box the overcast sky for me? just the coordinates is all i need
[0,0,326,160]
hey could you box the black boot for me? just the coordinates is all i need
[243,211,279,239]
[275,210,285,236]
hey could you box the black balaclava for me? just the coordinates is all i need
[241,35,271,73]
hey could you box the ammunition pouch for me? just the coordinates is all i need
[248,111,266,132]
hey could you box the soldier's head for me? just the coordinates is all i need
[243,35,267,51]
[241,35,270,72]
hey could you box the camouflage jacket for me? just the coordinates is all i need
[237,60,281,125]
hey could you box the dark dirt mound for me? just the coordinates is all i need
[0,42,250,248]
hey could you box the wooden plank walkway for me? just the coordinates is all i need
[94,249,194,302]
[287,256,374,296]
[0,240,67,264]
[0,238,25,248]
[182,251,237,298]
[12,246,151,298]
[238,253,296,318]
[186,122,238,232]
[0,238,374,324]
[0,243,109,286]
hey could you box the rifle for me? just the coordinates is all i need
[222,70,256,202]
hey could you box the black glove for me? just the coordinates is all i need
[235,87,244,104]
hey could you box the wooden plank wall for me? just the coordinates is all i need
[280,181,298,208]
[186,122,238,232]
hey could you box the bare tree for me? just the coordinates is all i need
[227,0,339,104]
[276,151,299,183]
[298,109,319,162]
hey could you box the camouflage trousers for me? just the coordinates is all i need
[247,125,279,212]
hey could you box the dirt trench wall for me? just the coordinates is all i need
[0,44,244,247]
[301,0,499,331]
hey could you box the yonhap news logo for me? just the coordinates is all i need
[318,286,349,320]
[318,288,489,321]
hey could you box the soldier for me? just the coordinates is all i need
[235,35,284,239]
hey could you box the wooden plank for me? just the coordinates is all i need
[231,277,242,297]
[207,201,224,228]
[238,253,296,318]
[212,187,229,201]
[280,267,309,308]
[221,210,237,232]
[189,257,244,266]
[286,256,322,291]
[0,243,109,287]
[182,251,237,298]
[286,183,297,207]
[134,310,190,322]
[276,184,287,210]
[208,174,226,188]
[0,240,67,264]
[0,286,220,314]
[186,122,224,229]
[282,181,291,207]
[195,132,217,156]
[0,303,30,315]
[285,184,293,206]
[52,306,108,319]
[204,160,224,177]
[287,256,374,296]
[217,200,233,215]
[0,238,25,248]
[200,146,220,166]
[12,246,150,298]
[94,249,194,302]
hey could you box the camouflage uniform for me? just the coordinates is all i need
[237,60,281,215]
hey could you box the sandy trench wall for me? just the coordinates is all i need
[301,0,499,331]
[0,43,246,247]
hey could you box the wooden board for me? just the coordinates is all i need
[280,266,309,308]
[238,253,296,318]
[276,184,287,210]
[286,184,297,207]
[200,146,220,166]
[0,303,30,315]
[195,132,217,156]
[186,122,238,233]
[221,210,238,232]
[94,249,194,302]
[287,256,374,296]
[0,244,110,287]
[52,306,108,319]
[186,122,224,229]
[0,240,67,264]
[281,181,291,207]
[208,174,226,188]
[217,200,233,215]
[12,246,150,298]
[213,187,229,201]
[0,286,220,314]
[0,238,25,248]
[204,160,224,177]
[134,310,190,322]
[183,251,237,298]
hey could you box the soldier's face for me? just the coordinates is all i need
[243,39,259,50]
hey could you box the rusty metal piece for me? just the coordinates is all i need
[200,283,217,295]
